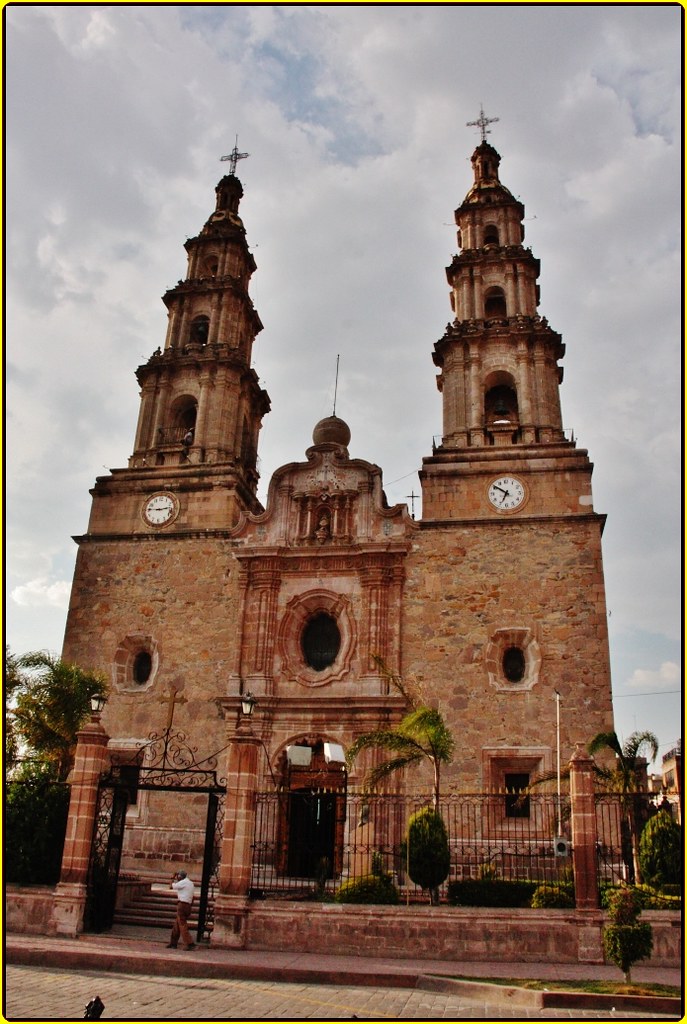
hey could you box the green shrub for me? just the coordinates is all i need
[660,883,682,898]
[447,879,537,907]
[603,884,653,982]
[5,772,70,884]
[638,810,682,889]
[601,883,681,912]
[335,873,399,904]
[603,923,653,981]
[401,805,450,905]
[530,883,575,909]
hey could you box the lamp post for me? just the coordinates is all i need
[90,692,107,721]
[240,692,257,718]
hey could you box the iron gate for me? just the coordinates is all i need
[86,726,225,941]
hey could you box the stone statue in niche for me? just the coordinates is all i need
[315,511,331,544]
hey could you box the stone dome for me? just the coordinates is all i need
[312,415,351,447]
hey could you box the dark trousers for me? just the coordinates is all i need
[170,900,193,946]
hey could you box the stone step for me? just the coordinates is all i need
[113,884,210,931]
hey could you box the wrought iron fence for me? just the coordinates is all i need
[250,789,572,900]
[595,791,655,889]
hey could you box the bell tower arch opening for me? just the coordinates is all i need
[189,314,209,346]
[484,373,519,427]
[484,286,507,319]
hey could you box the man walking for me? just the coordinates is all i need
[167,870,196,950]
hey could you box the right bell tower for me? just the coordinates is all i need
[421,133,596,524]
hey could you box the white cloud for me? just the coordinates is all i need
[624,661,681,692]
[11,578,72,610]
[5,5,681,751]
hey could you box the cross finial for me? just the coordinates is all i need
[159,688,187,731]
[220,135,249,176]
[466,105,499,143]
[406,490,418,520]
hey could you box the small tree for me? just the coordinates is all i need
[402,805,450,905]
[345,658,454,808]
[602,886,653,983]
[588,730,659,884]
[9,650,108,781]
[638,810,682,889]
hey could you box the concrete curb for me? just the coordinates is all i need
[420,974,682,1016]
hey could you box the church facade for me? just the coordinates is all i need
[61,139,615,899]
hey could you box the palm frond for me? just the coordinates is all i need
[346,730,426,767]
[363,752,424,791]
[588,731,623,759]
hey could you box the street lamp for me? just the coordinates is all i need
[90,692,107,717]
[240,692,258,718]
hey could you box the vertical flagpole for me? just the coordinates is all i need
[333,354,340,416]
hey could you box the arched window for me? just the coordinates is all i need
[189,315,209,345]
[302,613,341,672]
[204,256,219,277]
[133,651,152,684]
[484,287,507,318]
[484,224,499,246]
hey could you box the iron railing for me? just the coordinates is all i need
[250,790,572,900]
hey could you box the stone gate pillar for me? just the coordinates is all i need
[569,744,599,910]
[51,714,110,936]
[212,715,261,947]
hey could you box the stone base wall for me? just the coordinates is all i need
[6,887,680,970]
[233,902,682,968]
[5,886,56,935]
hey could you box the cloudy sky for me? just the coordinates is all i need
[6,5,681,768]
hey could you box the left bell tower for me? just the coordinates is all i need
[87,168,270,536]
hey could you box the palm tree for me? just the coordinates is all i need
[345,659,454,808]
[9,650,108,781]
[588,730,659,884]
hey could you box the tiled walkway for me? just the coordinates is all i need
[3,964,679,1021]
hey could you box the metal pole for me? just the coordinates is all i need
[555,690,562,836]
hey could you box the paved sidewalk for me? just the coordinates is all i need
[3,963,680,1021]
[5,929,682,990]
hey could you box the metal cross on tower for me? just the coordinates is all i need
[466,105,499,142]
[406,490,418,520]
[220,136,249,175]
[159,687,188,731]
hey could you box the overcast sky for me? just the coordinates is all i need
[6,5,682,769]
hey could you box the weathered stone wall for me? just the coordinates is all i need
[401,516,614,788]
[5,886,55,935]
[62,535,241,757]
[238,903,681,967]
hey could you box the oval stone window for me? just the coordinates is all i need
[133,650,152,685]
[502,646,526,683]
[301,613,341,672]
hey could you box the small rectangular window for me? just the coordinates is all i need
[504,771,530,818]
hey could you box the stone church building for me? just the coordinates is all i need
[59,136,615,933]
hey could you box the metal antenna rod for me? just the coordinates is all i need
[333,354,340,416]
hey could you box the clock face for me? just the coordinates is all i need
[487,476,526,512]
[142,492,179,527]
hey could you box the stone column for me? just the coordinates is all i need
[213,715,262,947]
[569,745,605,963]
[51,715,110,936]
[569,744,599,910]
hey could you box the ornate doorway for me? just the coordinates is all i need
[276,741,347,880]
